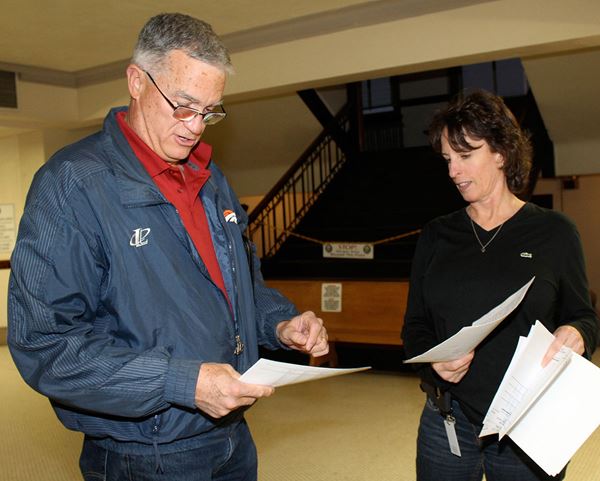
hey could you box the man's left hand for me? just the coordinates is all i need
[276,311,329,357]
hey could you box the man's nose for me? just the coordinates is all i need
[185,115,206,135]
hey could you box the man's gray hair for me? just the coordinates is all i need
[132,13,233,74]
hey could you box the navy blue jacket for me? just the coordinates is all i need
[8,107,297,449]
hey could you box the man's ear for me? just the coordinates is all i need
[126,65,144,100]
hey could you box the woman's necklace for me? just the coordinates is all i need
[470,217,504,253]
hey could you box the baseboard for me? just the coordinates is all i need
[0,327,6,345]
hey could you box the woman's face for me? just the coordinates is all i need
[440,128,507,205]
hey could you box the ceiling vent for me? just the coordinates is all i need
[0,70,17,108]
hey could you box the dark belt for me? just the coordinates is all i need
[420,381,453,418]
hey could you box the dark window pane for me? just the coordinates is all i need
[496,58,528,97]
[0,70,17,108]
[462,62,495,92]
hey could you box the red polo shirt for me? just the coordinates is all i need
[116,112,229,304]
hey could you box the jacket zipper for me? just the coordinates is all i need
[206,178,244,358]
[152,414,164,473]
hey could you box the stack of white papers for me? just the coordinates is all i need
[481,321,600,476]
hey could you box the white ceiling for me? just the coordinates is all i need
[0,0,364,72]
[0,0,489,74]
[1,0,600,176]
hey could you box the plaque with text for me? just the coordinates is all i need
[0,203,16,258]
[322,242,374,259]
[321,283,342,313]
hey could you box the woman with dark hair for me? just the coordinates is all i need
[402,89,598,480]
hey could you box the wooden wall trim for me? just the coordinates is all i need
[0,260,10,269]
[267,279,408,346]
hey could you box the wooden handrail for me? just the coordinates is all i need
[248,103,352,225]
[248,127,334,224]
[247,103,353,258]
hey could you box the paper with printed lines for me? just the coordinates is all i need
[404,277,534,363]
[239,358,370,387]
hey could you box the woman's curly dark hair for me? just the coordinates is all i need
[428,89,532,196]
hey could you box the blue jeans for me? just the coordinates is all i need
[79,420,257,481]
[416,398,566,481]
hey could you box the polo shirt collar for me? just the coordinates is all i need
[115,111,212,177]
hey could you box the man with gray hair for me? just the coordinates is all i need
[8,12,328,481]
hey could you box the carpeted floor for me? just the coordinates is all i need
[2,346,600,480]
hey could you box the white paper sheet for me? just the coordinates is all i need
[480,321,571,438]
[508,353,600,476]
[404,277,534,363]
[239,358,371,387]
[481,321,600,476]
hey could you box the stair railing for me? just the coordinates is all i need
[248,107,351,258]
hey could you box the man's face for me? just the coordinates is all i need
[128,49,226,163]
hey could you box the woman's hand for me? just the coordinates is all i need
[432,351,475,383]
[542,325,585,367]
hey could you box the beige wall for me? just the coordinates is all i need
[523,48,600,176]
[561,176,600,299]
[554,140,600,176]
[0,136,21,330]
[534,175,600,299]
[0,132,44,329]
[203,93,322,197]
[0,127,99,329]
[78,78,129,122]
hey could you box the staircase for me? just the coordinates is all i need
[247,105,352,260]
[260,146,465,279]
[249,65,552,281]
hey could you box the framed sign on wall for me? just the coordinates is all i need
[0,203,16,263]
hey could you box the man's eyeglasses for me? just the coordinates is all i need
[144,70,227,125]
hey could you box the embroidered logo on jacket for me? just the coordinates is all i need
[130,228,151,247]
[520,252,533,258]
[223,210,238,224]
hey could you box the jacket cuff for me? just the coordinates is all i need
[268,309,301,351]
[271,322,291,351]
[164,359,201,409]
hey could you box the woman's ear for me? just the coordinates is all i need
[496,153,504,168]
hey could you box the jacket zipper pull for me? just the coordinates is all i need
[234,335,244,355]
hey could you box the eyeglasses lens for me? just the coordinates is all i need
[172,106,226,125]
